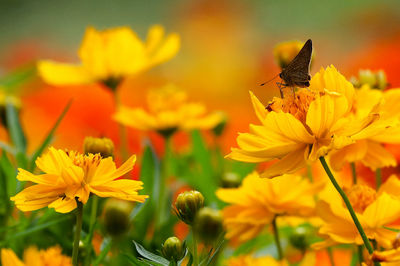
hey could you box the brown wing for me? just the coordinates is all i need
[280,39,312,85]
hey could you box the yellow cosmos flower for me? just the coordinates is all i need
[330,85,400,170]
[314,178,400,249]
[227,65,394,178]
[11,147,148,213]
[370,247,400,265]
[216,171,322,244]
[113,84,224,136]
[225,252,315,266]
[1,246,71,266]
[38,25,180,87]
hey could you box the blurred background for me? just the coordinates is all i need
[1,0,400,156]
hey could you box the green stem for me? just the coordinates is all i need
[72,200,84,266]
[192,228,199,266]
[319,158,376,256]
[375,168,382,189]
[84,196,99,266]
[272,216,283,260]
[327,247,335,266]
[358,245,363,265]
[351,162,357,185]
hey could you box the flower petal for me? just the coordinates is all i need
[90,179,147,202]
[90,155,136,186]
[37,60,94,85]
[260,148,308,178]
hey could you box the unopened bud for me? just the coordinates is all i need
[289,226,312,251]
[212,112,228,137]
[193,207,224,245]
[352,69,388,90]
[175,191,204,225]
[161,237,185,262]
[220,172,241,188]
[83,136,114,158]
[103,198,133,237]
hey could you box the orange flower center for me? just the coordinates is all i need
[345,184,377,213]
[66,151,102,182]
[267,88,316,124]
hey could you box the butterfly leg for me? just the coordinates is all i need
[276,82,286,98]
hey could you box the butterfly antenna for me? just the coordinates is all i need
[260,73,279,86]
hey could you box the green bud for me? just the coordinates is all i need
[161,237,185,262]
[220,172,241,188]
[83,136,114,158]
[289,226,312,251]
[175,190,204,225]
[352,69,388,90]
[212,112,228,137]
[103,198,133,237]
[193,207,224,245]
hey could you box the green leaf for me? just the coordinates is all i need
[200,235,225,266]
[122,253,149,266]
[133,240,169,266]
[8,215,71,240]
[189,130,218,204]
[383,226,400,232]
[5,99,27,153]
[132,142,160,241]
[0,150,17,197]
[29,100,72,171]
[0,64,36,92]
[93,237,112,266]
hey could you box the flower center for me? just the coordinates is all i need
[266,88,316,124]
[66,151,102,182]
[344,184,377,213]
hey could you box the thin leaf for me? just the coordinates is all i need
[93,237,112,266]
[29,100,72,171]
[0,64,36,92]
[5,99,27,154]
[383,226,400,232]
[133,240,169,266]
[187,252,193,266]
[9,215,71,240]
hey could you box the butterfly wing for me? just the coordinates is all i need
[280,39,312,86]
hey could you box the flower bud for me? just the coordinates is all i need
[289,226,312,251]
[352,69,388,90]
[212,112,228,137]
[0,93,21,129]
[193,207,224,245]
[103,198,133,237]
[175,190,204,225]
[83,136,114,158]
[161,237,185,262]
[220,172,241,188]
[274,40,313,69]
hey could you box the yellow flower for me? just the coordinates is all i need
[113,84,224,137]
[1,246,71,266]
[313,179,400,249]
[11,147,148,213]
[370,247,400,265]
[329,85,400,170]
[227,66,393,178]
[216,171,322,244]
[225,252,315,266]
[38,25,180,87]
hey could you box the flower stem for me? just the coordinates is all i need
[272,216,283,260]
[192,228,199,266]
[84,196,98,266]
[72,200,84,266]
[358,245,363,265]
[375,168,382,189]
[327,247,335,266]
[319,157,375,256]
[351,162,357,185]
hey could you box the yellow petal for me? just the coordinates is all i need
[35,147,73,175]
[113,106,156,130]
[361,141,397,170]
[1,249,25,266]
[260,148,308,178]
[90,179,148,202]
[37,60,94,85]
[329,140,368,171]
[363,193,400,228]
[379,175,400,198]
[146,25,180,68]
[249,91,268,122]
[16,169,60,185]
[90,155,136,186]
[48,197,77,213]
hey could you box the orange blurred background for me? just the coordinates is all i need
[1,0,400,160]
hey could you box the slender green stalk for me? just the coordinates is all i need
[327,247,335,266]
[192,228,199,266]
[320,158,381,266]
[375,168,382,189]
[358,245,363,265]
[272,216,283,260]
[72,200,84,266]
[84,196,99,266]
[350,162,357,185]
[156,136,171,228]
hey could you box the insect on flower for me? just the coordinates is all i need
[261,39,313,98]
